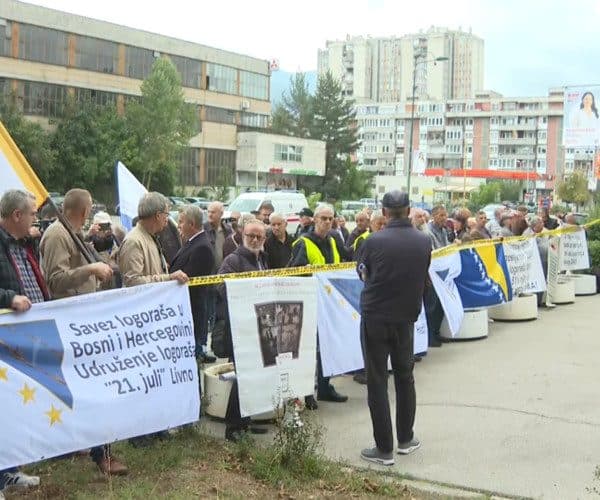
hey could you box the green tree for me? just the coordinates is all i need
[0,94,57,188]
[51,99,136,207]
[307,72,360,200]
[126,57,197,192]
[557,171,590,210]
[271,73,313,138]
[468,180,523,211]
[337,157,373,200]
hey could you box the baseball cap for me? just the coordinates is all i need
[381,190,409,209]
[297,208,314,217]
[93,211,111,224]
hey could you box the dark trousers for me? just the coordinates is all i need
[424,287,444,341]
[225,379,250,432]
[360,316,415,454]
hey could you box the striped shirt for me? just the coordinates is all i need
[8,243,45,304]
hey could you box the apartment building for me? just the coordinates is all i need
[0,0,273,189]
[317,27,484,103]
[355,88,595,202]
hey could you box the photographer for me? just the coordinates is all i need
[86,212,119,260]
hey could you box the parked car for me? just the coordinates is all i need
[168,196,187,208]
[481,203,505,221]
[225,190,308,234]
[340,201,368,221]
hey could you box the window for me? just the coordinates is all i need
[19,24,67,66]
[274,144,303,162]
[205,148,236,185]
[179,148,200,185]
[168,54,202,89]
[75,36,118,73]
[74,87,118,107]
[0,21,11,56]
[239,70,268,100]
[240,112,269,128]
[206,63,237,94]
[205,105,236,124]
[126,46,155,80]
[19,80,68,118]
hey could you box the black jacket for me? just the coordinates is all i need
[170,232,215,338]
[356,218,431,323]
[264,232,294,269]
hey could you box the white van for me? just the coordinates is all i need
[224,191,309,234]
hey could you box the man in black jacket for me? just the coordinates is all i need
[171,205,215,362]
[356,191,431,466]
[264,213,293,269]
[217,219,269,441]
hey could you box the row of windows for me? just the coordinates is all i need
[274,144,303,162]
[1,21,269,100]
[179,148,237,186]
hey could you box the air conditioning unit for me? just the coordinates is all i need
[240,100,250,110]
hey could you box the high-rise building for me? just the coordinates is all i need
[317,27,484,102]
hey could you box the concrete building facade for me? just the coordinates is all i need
[355,88,595,204]
[0,0,273,189]
[317,27,484,103]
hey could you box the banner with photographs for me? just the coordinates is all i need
[225,277,317,417]
[563,86,600,147]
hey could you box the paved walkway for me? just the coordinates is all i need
[203,294,600,499]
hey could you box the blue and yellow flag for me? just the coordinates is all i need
[455,243,513,308]
[0,121,48,207]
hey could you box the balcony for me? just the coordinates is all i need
[498,122,538,131]
[497,137,537,145]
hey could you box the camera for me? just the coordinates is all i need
[99,222,111,231]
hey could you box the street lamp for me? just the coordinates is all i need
[406,54,449,198]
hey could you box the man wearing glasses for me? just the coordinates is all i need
[289,204,348,409]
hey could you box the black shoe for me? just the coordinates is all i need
[304,395,318,410]
[353,371,367,384]
[248,426,268,435]
[317,388,348,403]
[200,353,217,363]
[429,338,442,347]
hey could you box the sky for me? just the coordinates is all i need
[23,0,600,97]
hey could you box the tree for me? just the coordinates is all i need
[337,157,373,200]
[557,171,590,210]
[126,57,197,192]
[51,99,136,207]
[468,180,524,211]
[308,72,360,200]
[0,94,57,188]
[271,73,313,138]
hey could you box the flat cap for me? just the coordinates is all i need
[381,190,409,209]
[297,207,314,217]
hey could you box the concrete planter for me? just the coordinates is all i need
[553,279,576,304]
[489,294,538,321]
[203,362,234,419]
[569,274,597,296]
[440,309,488,340]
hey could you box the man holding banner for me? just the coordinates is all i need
[0,189,45,494]
[357,191,431,466]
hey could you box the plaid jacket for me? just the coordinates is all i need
[0,226,48,308]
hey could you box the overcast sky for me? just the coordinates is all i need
[24,0,600,97]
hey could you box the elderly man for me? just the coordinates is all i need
[357,191,431,465]
[217,219,270,441]
[0,190,45,494]
[170,205,215,361]
[346,211,370,250]
[40,189,126,475]
[289,204,347,408]
[118,192,188,287]
[524,215,549,306]
[264,213,293,269]
[294,208,314,238]
[336,215,350,243]
[257,201,275,225]
[424,205,449,348]
[204,202,233,271]
[474,210,492,239]
[409,208,428,231]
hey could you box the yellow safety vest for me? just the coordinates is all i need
[352,230,370,252]
[301,236,340,265]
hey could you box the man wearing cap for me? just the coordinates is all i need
[356,191,431,465]
[294,208,314,238]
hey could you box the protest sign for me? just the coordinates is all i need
[546,236,560,305]
[560,228,590,271]
[503,238,546,293]
[0,281,199,470]
[226,277,317,417]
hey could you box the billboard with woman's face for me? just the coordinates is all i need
[563,86,600,147]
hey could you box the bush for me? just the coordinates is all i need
[586,206,600,241]
[589,240,600,269]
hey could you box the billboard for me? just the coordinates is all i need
[563,86,600,147]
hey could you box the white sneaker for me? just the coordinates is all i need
[1,470,40,491]
[397,438,421,455]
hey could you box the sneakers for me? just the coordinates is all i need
[360,447,394,466]
[0,470,40,491]
[397,438,421,455]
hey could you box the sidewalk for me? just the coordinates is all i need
[202,294,600,499]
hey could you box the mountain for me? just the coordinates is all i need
[270,70,318,106]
